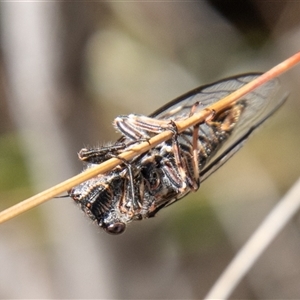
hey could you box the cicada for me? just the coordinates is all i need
[69,73,287,234]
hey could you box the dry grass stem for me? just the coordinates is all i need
[204,178,300,300]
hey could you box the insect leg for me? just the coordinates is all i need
[191,123,200,190]
[205,102,245,132]
[167,120,190,192]
[114,114,178,140]
[78,143,127,163]
[78,140,142,164]
[114,156,140,210]
[189,101,201,117]
[187,105,214,191]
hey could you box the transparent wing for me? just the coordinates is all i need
[150,73,281,120]
[150,73,288,180]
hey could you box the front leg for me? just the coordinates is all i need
[114,114,178,140]
[78,143,127,163]
[79,140,142,164]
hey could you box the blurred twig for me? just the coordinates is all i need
[204,178,300,300]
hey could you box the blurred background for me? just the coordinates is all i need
[0,1,300,299]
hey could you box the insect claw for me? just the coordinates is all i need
[204,108,216,122]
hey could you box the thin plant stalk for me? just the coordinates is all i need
[204,178,300,300]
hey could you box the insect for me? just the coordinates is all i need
[69,73,287,235]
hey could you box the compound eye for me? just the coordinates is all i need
[105,222,126,235]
